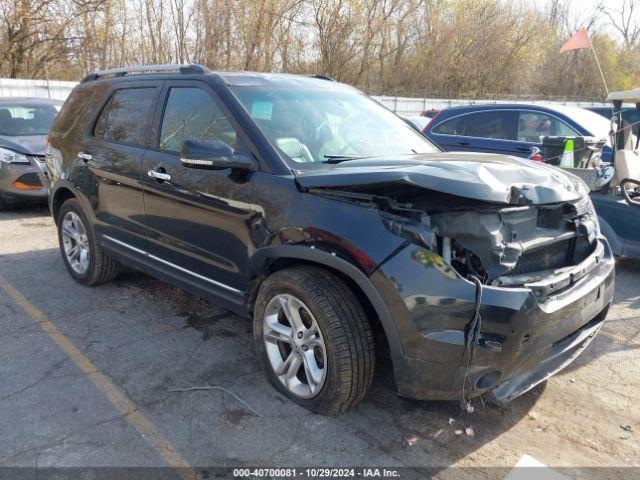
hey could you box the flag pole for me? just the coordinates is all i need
[590,43,609,96]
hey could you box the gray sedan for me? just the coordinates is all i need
[0,97,61,210]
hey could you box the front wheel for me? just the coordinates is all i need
[253,266,375,415]
[57,198,119,285]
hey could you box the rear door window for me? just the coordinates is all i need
[51,90,93,133]
[466,111,516,140]
[517,111,578,142]
[432,115,467,135]
[158,87,237,153]
[93,88,157,146]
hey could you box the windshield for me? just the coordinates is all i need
[0,103,60,136]
[230,86,439,167]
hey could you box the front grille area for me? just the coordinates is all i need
[511,236,595,276]
[573,235,595,263]
[511,240,570,276]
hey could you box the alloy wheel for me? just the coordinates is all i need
[262,293,327,398]
[61,211,90,275]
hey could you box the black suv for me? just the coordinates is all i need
[46,65,614,414]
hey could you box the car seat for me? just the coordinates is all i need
[269,102,315,162]
[275,138,315,163]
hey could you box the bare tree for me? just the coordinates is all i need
[0,0,105,78]
[602,0,640,50]
[1,0,638,101]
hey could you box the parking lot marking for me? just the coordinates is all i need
[0,274,201,480]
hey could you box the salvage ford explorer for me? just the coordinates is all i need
[45,65,614,415]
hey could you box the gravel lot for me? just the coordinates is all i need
[0,205,638,479]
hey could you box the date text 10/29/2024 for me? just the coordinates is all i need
[233,468,401,478]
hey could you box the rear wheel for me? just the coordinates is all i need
[253,266,375,415]
[57,198,119,285]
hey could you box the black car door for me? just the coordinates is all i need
[141,80,257,303]
[81,81,161,251]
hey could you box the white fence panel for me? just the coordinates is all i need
[0,78,76,101]
[0,78,608,114]
[372,95,609,115]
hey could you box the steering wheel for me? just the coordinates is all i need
[621,178,640,208]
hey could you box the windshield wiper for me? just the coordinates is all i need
[322,154,369,164]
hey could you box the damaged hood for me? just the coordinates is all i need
[295,152,584,205]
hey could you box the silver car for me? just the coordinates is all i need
[0,97,62,210]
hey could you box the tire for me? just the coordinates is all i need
[253,266,375,415]
[0,195,9,212]
[57,198,119,285]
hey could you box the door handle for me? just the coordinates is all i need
[456,141,470,146]
[515,145,533,152]
[147,168,171,182]
[77,152,92,161]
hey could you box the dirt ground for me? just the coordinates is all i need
[0,205,638,479]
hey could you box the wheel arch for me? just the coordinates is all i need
[51,186,77,221]
[50,182,96,224]
[249,245,405,369]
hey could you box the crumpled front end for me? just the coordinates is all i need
[308,174,614,402]
[429,194,599,291]
[371,237,613,402]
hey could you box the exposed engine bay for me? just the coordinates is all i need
[309,182,598,287]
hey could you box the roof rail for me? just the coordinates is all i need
[311,74,336,82]
[81,64,210,83]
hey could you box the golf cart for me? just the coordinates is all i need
[589,88,640,258]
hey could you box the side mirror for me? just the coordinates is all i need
[180,139,256,171]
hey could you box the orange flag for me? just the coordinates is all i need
[560,28,591,52]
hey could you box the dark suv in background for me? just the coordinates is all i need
[46,65,614,414]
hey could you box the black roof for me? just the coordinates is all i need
[80,64,348,90]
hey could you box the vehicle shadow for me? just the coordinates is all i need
[0,203,49,221]
[106,259,640,471]
[1,245,632,473]
[111,269,542,471]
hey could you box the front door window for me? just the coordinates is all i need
[159,87,237,153]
